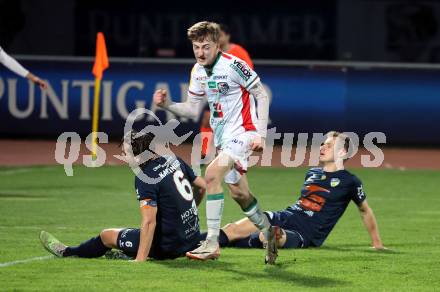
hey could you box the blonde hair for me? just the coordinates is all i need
[187,21,221,43]
[326,131,353,159]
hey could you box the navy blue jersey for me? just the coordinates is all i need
[135,155,200,256]
[286,168,366,247]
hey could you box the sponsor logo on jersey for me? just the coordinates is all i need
[299,194,326,212]
[330,178,340,187]
[217,82,230,94]
[196,76,208,81]
[230,60,252,81]
[213,75,228,80]
[181,204,198,224]
[208,81,217,88]
[306,173,326,182]
[212,102,223,118]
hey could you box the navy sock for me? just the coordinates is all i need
[63,235,110,258]
[198,230,230,247]
[219,229,230,247]
[230,232,263,249]
[198,232,207,242]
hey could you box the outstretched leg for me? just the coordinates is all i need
[227,175,271,238]
[222,217,303,249]
[40,229,122,258]
[63,228,121,258]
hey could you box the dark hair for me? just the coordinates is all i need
[120,130,157,166]
[219,23,230,35]
[187,21,221,43]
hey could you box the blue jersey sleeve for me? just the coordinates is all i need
[135,175,159,204]
[351,176,366,206]
[178,158,197,183]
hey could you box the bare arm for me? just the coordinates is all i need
[153,89,203,119]
[358,200,385,250]
[192,176,206,206]
[26,72,48,89]
[135,204,157,261]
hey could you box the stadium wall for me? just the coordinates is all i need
[0,58,439,145]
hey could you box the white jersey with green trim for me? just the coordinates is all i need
[188,52,261,147]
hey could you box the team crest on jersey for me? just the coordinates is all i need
[330,178,340,187]
[217,82,230,94]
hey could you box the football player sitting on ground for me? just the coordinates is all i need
[40,130,206,261]
[210,131,386,255]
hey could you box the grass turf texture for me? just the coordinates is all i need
[0,166,439,291]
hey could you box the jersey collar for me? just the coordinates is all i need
[203,51,221,77]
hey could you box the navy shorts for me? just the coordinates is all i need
[117,228,201,259]
[117,228,172,259]
[264,210,310,248]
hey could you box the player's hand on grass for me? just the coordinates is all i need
[153,89,168,107]
[251,135,265,152]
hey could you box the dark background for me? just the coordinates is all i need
[2,0,440,62]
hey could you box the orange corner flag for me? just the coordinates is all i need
[92,32,109,79]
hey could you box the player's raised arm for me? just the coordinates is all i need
[135,201,158,262]
[357,200,386,250]
[153,88,204,119]
[248,81,269,152]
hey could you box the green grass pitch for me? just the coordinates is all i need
[0,165,439,291]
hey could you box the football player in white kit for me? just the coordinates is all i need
[153,21,277,264]
[0,45,47,89]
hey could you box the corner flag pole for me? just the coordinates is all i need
[91,32,109,160]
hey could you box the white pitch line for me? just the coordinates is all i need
[0,166,57,176]
[0,255,54,268]
[0,168,34,175]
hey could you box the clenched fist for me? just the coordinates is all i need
[250,135,265,152]
[153,89,168,107]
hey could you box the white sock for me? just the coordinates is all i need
[206,193,224,243]
[243,198,270,232]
